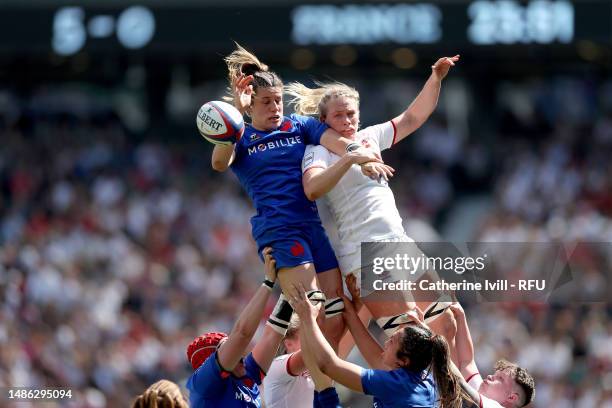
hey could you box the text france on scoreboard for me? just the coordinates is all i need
[0,0,610,55]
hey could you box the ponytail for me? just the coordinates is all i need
[285,81,359,117]
[430,334,466,408]
[131,380,188,408]
[398,327,472,408]
[224,42,282,102]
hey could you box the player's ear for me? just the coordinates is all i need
[507,392,519,404]
[319,114,326,123]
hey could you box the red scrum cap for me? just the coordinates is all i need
[187,332,228,370]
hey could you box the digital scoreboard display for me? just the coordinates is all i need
[0,0,609,56]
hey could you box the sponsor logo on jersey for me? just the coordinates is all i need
[247,136,302,156]
[249,133,261,141]
[234,391,253,403]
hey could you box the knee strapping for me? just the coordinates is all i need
[267,294,294,335]
[306,290,326,306]
[376,312,419,337]
[423,300,452,323]
[324,297,344,318]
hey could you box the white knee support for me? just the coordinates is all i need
[376,311,419,337]
[324,297,345,318]
[423,301,452,323]
[267,294,294,335]
[306,290,326,306]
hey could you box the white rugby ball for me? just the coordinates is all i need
[196,100,245,145]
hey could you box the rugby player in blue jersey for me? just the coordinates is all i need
[287,282,470,408]
[211,43,391,348]
[186,248,288,407]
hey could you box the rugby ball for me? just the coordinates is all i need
[196,101,245,145]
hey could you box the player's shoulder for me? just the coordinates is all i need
[288,113,315,125]
[272,353,291,363]
[357,121,392,136]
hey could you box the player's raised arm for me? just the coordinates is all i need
[337,276,388,370]
[392,55,460,144]
[448,302,479,380]
[216,247,277,371]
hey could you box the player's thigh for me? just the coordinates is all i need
[277,263,319,294]
[316,267,342,298]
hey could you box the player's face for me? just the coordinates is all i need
[250,87,283,131]
[321,96,359,138]
[479,369,517,404]
[381,328,408,368]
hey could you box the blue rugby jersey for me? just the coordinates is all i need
[361,368,436,408]
[187,351,265,407]
[231,114,328,241]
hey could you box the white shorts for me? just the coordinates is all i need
[338,233,428,297]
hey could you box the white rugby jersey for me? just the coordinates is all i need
[467,373,505,408]
[301,121,405,256]
[263,353,314,408]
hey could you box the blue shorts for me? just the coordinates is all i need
[257,223,339,273]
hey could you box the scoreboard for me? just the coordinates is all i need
[0,1,610,56]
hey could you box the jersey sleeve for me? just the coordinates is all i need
[302,145,332,173]
[244,352,266,385]
[360,368,398,397]
[291,114,329,145]
[364,121,396,151]
[186,351,228,398]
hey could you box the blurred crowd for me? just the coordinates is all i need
[0,73,611,407]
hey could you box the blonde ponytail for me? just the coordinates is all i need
[285,81,359,117]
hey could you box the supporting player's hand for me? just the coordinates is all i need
[262,247,277,282]
[431,55,460,81]
[286,283,319,322]
[360,162,395,182]
[448,302,465,319]
[345,273,363,311]
[350,146,383,165]
[233,74,254,114]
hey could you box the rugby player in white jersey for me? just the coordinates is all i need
[448,303,535,408]
[288,56,460,349]
[263,317,314,408]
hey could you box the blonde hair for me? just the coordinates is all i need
[285,81,360,117]
[224,42,282,102]
[131,380,188,408]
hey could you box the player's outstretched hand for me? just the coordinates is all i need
[360,162,395,182]
[262,247,277,282]
[432,55,460,81]
[233,74,254,114]
[286,283,319,322]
